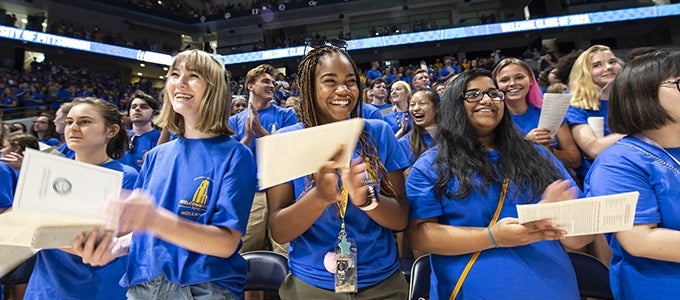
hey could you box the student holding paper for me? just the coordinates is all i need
[586,50,680,300]
[25,97,138,299]
[76,49,257,299]
[406,69,593,300]
[564,45,625,179]
[492,58,581,170]
[267,44,410,298]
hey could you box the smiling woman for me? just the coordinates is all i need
[266,45,410,299]
[406,69,592,300]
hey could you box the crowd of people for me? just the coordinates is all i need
[1,41,679,300]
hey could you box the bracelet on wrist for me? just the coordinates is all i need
[359,185,379,211]
[487,226,500,248]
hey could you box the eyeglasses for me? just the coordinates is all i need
[661,79,680,92]
[129,134,137,152]
[303,38,348,56]
[462,89,505,102]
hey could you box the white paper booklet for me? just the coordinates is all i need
[516,191,639,236]
[256,118,365,189]
[0,149,123,249]
[537,93,572,136]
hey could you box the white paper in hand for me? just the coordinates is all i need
[537,93,571,136]
[0,149,124,248]
[517,191,639,236]
[256,118,365,189]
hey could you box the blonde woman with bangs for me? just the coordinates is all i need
[564,45,625,181]
[74,49,257,299]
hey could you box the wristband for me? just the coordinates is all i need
[358,185,379,211]
[487,226,500,248]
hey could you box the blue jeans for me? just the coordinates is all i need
[127,274,239,300]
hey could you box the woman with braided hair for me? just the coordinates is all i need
[267,44,410,298]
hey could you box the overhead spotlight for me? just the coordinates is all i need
[140,63,146,67]
[137,72,143,76]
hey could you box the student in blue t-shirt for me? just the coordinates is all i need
[267,45,410,299]
[117,90,161,171]
[383,80,412,139]
[406,69,593,300]
[25,97,138,300]
[492,58,581,171]
[586,50,680,300]
[73,50,256,300]
[565,45,625,180]
[398,87,440,167]
[229,64,297,261]
[30,113,60,146]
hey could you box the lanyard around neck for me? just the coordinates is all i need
[634,133,680,169]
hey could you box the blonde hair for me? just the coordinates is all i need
[569,45,617,110]
[157,49,233,136]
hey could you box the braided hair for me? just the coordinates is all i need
[297,46,396,198]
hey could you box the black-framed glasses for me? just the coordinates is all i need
[462,89,505,102]
[661,79,680,92]
[303,38,348,55]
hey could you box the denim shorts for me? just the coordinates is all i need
[127,274,239,300]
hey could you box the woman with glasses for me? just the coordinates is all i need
[267,44,409,299]
[406,69,592,299]
[74,49,257,300]
[492,58,581,171]
[30,113,61,146]
[25,97,138,299]
[586,50,680,300]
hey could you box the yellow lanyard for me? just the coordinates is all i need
[336,170,349,230]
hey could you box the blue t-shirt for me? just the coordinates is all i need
[398,132,433,165]
[362,104,386,120]
[58,143,76,159]
[40,137,60,147]
[25,160,138,300]
[365,69,382,82]
[510,105,558,148]
[229,104,297,159]
[121,135,257,298]
[407,146,580,300]
[276,119,409,290]
[585,136,680,300]
[564,100,610,177]
[371,103,393,115]
[117,129,161,171]
[383,110,412,134]
[0,162,17,208]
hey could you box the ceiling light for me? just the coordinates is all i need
[137,72,143,76]
[140,63,145,67]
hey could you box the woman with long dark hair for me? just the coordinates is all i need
[406,69,592,299]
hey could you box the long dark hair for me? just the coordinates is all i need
[408,87,440,161]
[297,45,395,197]
[434,69,561,200]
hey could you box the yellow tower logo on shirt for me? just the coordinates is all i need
[192,179,210,206]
